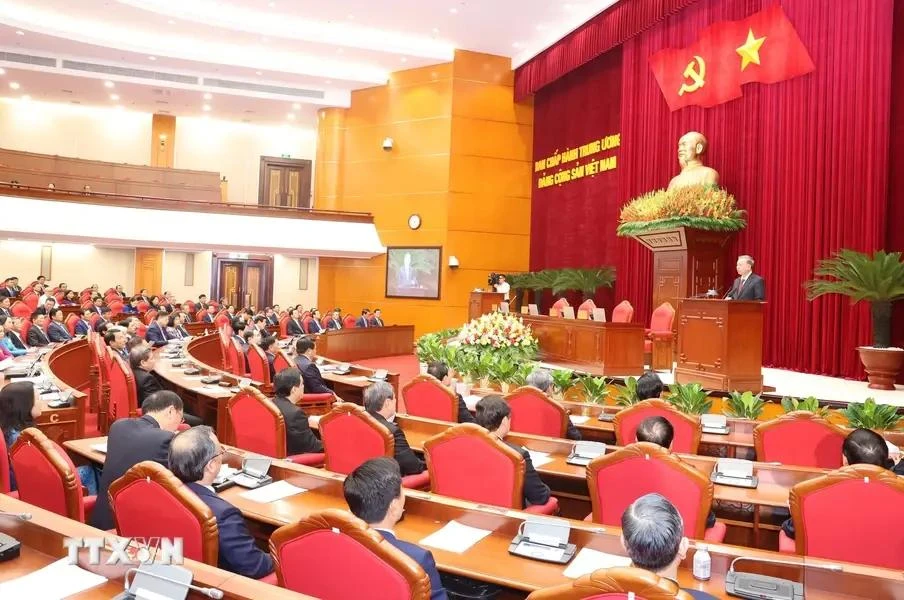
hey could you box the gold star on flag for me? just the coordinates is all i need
[736,28,766,71]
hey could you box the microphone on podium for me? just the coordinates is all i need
[0,510,32,520]
[725,555,842,600]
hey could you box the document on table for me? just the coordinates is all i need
[527,450,554,468]
[239,480,307,503]
[0,557,108,599]
[420,520,493,553]
[562,548,631,579]
[90,442,108,454]
[569,415,590,424]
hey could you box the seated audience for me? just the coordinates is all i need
[117,317,140,340]
[2,317,26,352]
[36,275,47,287]
[356,309,372,328]
[60,290,79,306]
[0,333,11,361]
[197,294,209,310]
[0,319,26,357]
[261,335,278,380]
[0,277,20,297]
[36,297,56,316]
[343,458,448,600]
[294,336,333,395]
[105,328,129,362]
[58,283,68,292]
[89,390,184,530]
[94,306,113,332]
[326,308,343,330]
[370,308,384,327]
[637,371,665,400]
[225,305,236,318]
[250,315,267,336]
[524,369,582,440]
[201,305,216,323]
[75,309,94,336]
[145,311,170,347]
[635,416,716,528]
[115,284,127,298]
[242,328,260,350]
[364,382,425,476]
[47,308,72,343]
[272,368,323,455]
[167,313,189,340]
[231,319,247,351]
[286,308,304,336]
[26,312,50,347]
[37,287,56,309]
[264,306,279,326]
[122,297,140,314]
[136,289,151,304]
[125,334,146,354]
[89,296,104,316]
[131,345,164,406]
[622,494,718,600]
[475,395,551,508]
[306,309,323,334]
[0,297,10,318]
[169,426,274,579]
[426,361,475,424]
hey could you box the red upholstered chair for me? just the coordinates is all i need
[401,375,458,422]
[320,315,331,328]
[319,404,430,489]
[278,315,289,338]
[577,299,596,316]
[504,386,569,438]
[22,293,38,311]
[423,423,558,514]
[19,320,31,342]
[108,300,124,314]
[137,301,150,312]
[64,313,79,336]
[183,300,196,314]
[246,344,271,387]
[611,300,634,323]
[9,428,96,522]
[226,338,247,377]
[613,400,702,454]
[108,352,140,423]
[214,312,230,329]
[41,316,51,333]
[10,301,30,318]
[753,412,847,468]
[644,302,676,354]
[551,298,570,315]
[779,464,904,569]
[526,567,694,600]
[89,313,101,330]
[0,429,15,497]
[226,388,324,466]
[195,309,207,322]
[81,300,94,310]
[104,288,115,295]
[109,461,219,565]
[274,348,293,373]
[587,442,725,542]
[302,316,314,334]
[343,314,357,328]
[270,508,431,600]
[301,311,311,319]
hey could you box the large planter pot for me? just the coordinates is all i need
[857,346,904,390]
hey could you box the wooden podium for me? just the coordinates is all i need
[468,291,504,321]
[675,299,764,392]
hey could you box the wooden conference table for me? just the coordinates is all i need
[63,438,904,599]
[0,494,312,599]
[313,324,414,362]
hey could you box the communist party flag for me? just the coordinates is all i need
[649,4,814,111]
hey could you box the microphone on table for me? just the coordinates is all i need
[119,565,224,599]
[725,555,842,600]
[0,510,32,520]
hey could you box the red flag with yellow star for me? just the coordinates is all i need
[649,4,814,111]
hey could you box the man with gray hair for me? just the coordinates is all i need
[725,254,765,301]
[525,369,582,441]
[621,493,718,599]
[364,381,426,476]
[169,426,274,579]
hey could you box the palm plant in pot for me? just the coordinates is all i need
[806,249,904,390]
[551,267,616,301]
[506,272,530,313]
[525,269,559,311]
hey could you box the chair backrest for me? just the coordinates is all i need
[108,352,140,422]
[246,344,271,386]
[321,315,331,328]
[551,298,570,311]
[144,309,158,325]
[22,294,38,311]
[587,443,712,539]
[526,567,693,600]
[226,338,246,376]
[279,315,289,338]
[611,301,634,323]
[0,428,11,494]
[343,314,357,328]
[613,400,702,454]
[195,309,206,322]
[753,412,847,468]
[226,388,288,458]
[109,461,218,565]
[108,301,124,314]
[648,302,675,332]
[270,508,430,600]
[790,464,904,569]
[214,312,230,329]
[423,423,525,509]
[274,348,293,373]
[302,316,314,333]
[401,375,458,422]
[504,386,568,438]
[577,299,596,315]
[183,300,196,312]
[64,313,79,335]
[319,404,393,474]
[10,428,88,521]
[10,300,30,318]
[81,300,94,310]
[19,320,31,341]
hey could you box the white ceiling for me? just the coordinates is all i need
[0,0,615,125]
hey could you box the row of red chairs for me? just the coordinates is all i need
[550,298,677,357]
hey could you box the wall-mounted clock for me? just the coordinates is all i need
[408,214,422,230]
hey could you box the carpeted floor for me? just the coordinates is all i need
[356,354,421,387]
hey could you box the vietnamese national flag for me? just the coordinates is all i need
[649,4,815,111]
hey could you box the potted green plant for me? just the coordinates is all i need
[806,249,904,389]
[525,269,560,310]
[551,267,616,301]
[509,362,536,389]
[613,376,640,407]
[580,375,610,406]
[666,383,713,415]
[780,396,830,417]
[842,398,902,431]
[550,369,575,400]
[488,356,517,393]
[506,272,530,313]
[471,352,496,389]
[415,334,443,373]
[723,391,765,420]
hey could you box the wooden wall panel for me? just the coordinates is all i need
[151,114,176,168]
[134,248,163,295]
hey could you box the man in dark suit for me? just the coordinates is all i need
[26,312,50,347]
[355,309,372,328]
[47,308,72,343]
[169,426,274,579]
[130,346,202,426]
[622,494,719,600]
[0,277,19,297]
[426,361,475,424]
[93,307,112,332]
[105,328,129,362]
[74,308,93,336]
[286,308,304,336]
[261,335,278,380]
[115,284,127,299]
[326,308,343,330]
[370,308,384,327]
[343,458,448,600]
[197,294,209,310]
[35,298,56,316]
[306,309,323,334]
[273,368,323,455]
[475,395,551,508]
[294,336,333,395]
[145,312,170,347]
[201,305,215,324]
[264,307,279,326]
[88,296,104,315]
[364,381,425,477]
[725,255,765,301]
[89,390,184,530]
[0,297,11,318]
[524,369,582,440]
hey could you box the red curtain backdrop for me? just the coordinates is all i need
[529,0,894,379]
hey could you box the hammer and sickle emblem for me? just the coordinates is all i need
[678,55,706,96]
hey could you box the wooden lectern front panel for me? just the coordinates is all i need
[677,311,725,374]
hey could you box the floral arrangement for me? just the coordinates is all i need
[616,184,746,236]
[458,312,538,363]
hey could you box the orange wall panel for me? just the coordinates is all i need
[451,117,532,162]
[446,192,531,236]
[452,79,534,124]
[449,155,533,197]
[452,50,515,86]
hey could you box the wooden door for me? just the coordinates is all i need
[135,248,163,295]
[212,255,274,309]
[219,262,242,307]
[259,157,312,208]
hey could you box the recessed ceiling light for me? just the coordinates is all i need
[110,94,120,101]
[347,14,354,19]
[268,1,275,6]
[167,19,175,25]
[287,113,296,120]
[400,57,408,63]
[449,7,458,14]
[203,92,212,100]
[202,104,211,111]
[148,56,157,61]
[563,3,573,10]
[9,82,20,90]
[535,24,547,31]
[336,48,344,54]
[292,103,300,110]
[104,80,115,88]
[20,95,30,101]
[512,42,524,48]
[0,68,5,76]
[255,70,262,76]
[432,28,440,34]
[15,30,24,36]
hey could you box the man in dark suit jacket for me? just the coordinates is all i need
[264,307,279,326]
[369,308,385,327]
[426,361,475,424]
[725,255,765,301]
[294,336,334,395]
[364,381,425,477]
[272,368,323,455]
[35,298,56,316]
[88,297,104,316]
[261,335,278,380]
[169,426,274,579]
[201,306,215,323]
[0,297,11,318]
[74,308,93,336]
[286,309,304,336]
[344,458,448,600]
[145,312,170,347]
[475,395,551,508]
[355,309,372,328]
[306,309,323,334]
[26,313,50,347]
[89,391,184,530]
[105,328,129,362]
[325,309,343,330]
[0,278,20,297]
[130,346,202,427]
[47,308,72,343]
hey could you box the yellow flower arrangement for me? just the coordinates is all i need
[616,184,746,236]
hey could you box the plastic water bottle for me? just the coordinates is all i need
[693,544,711,581]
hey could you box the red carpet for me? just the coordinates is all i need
[356,354,421,387]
